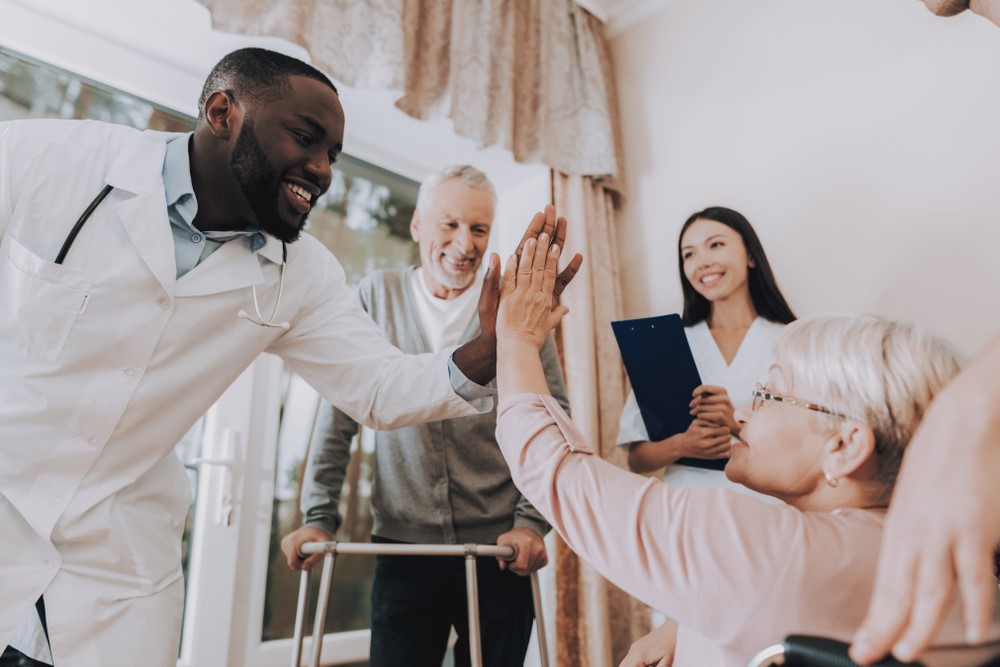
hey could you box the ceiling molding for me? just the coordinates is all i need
[576,0,681,38]
[574,0,608,22]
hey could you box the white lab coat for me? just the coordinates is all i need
[0,119,483,666]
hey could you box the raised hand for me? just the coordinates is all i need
[455,206,581,386]
[497,233,570,350]
[513,204,583,307]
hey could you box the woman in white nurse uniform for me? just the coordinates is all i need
[617,206,796,489]
[617,206,797,663]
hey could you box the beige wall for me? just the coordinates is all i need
[611,0,1000,353]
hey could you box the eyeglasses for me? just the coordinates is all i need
[751,383,846,418]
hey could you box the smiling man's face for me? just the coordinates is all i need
[230,75,344,243]
[410,177,494,299]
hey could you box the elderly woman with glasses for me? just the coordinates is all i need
[492,233,1000,667]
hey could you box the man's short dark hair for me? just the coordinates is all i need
[197,47,338,120]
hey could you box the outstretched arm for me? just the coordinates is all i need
[493,230,791,640]
[851,336,1000,664]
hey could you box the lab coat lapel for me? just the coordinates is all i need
[107,129,178,293]
[173,236,265,297]
[117,192,177,293]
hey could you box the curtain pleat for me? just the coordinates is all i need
[198,0,623,184]
[198,0,642,660]
[552,172,648,665]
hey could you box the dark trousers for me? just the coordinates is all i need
[1,599,51,667]
[369,535,535,667]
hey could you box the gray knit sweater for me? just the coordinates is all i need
[300,267,570,544]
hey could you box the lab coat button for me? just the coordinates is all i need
[191,233,203,243]
[124,368,139,377]
[87,436,100,447]
[158,297,170,309]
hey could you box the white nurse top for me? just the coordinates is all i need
[616,317,786,493]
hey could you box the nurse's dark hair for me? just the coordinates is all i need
[197,48,338,121]
[678,206,796,327]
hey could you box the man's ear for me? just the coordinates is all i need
[203,91,241,141]
[409,212,421,243]
[822,421,876,480]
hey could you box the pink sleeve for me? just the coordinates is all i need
[496,393,803,641]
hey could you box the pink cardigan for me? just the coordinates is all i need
[496,394,1000,667]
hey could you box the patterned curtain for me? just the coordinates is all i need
[552,172,648,665]
[197,0,623,182]
[197,0,640,662]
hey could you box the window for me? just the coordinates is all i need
[262,162,419,644]
[0,47,192,130]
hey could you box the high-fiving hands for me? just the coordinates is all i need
[457,205,582,385]
[480,205,583,342]
[495,217,583,398]
[497,230,572,350]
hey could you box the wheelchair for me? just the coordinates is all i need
[746,635,1000,667]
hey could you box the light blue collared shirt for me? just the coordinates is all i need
[162,133,267,279]
[162,133,491,403]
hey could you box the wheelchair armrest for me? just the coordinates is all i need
[747,635,925,667]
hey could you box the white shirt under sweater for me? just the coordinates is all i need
[409,268,483,352]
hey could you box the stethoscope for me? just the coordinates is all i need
[58,185,290,330]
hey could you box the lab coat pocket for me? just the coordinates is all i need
[0,234,94,364]
[111,457,191,596]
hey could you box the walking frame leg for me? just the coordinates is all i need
[530,572,549,667]
[309,552,337,667]
[290,568,311,667]
[464,548,483,667]
[290,543,546,667]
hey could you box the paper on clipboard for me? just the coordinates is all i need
[611,313,727,471]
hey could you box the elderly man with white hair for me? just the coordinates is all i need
[281,165,569,667]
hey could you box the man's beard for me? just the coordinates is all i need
[230,119,308,244]
[428,256,478,291]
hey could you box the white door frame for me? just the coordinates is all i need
[181,354,370,667]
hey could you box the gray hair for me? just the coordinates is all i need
[415,165,497,217]
[772,315,963,497]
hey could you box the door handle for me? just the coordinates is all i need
[188,428,243,527]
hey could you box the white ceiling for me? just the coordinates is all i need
[0,0,546,193]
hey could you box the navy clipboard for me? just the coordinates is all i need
[611,313,727,471]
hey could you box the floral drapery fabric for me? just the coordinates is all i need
[197,0,623,182]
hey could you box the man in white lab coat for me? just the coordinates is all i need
[0,48,579,667]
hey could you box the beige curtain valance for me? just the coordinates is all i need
[198,0,623,182]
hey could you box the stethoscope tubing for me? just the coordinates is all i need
[55,184,114,265]
[54,184,289,328]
